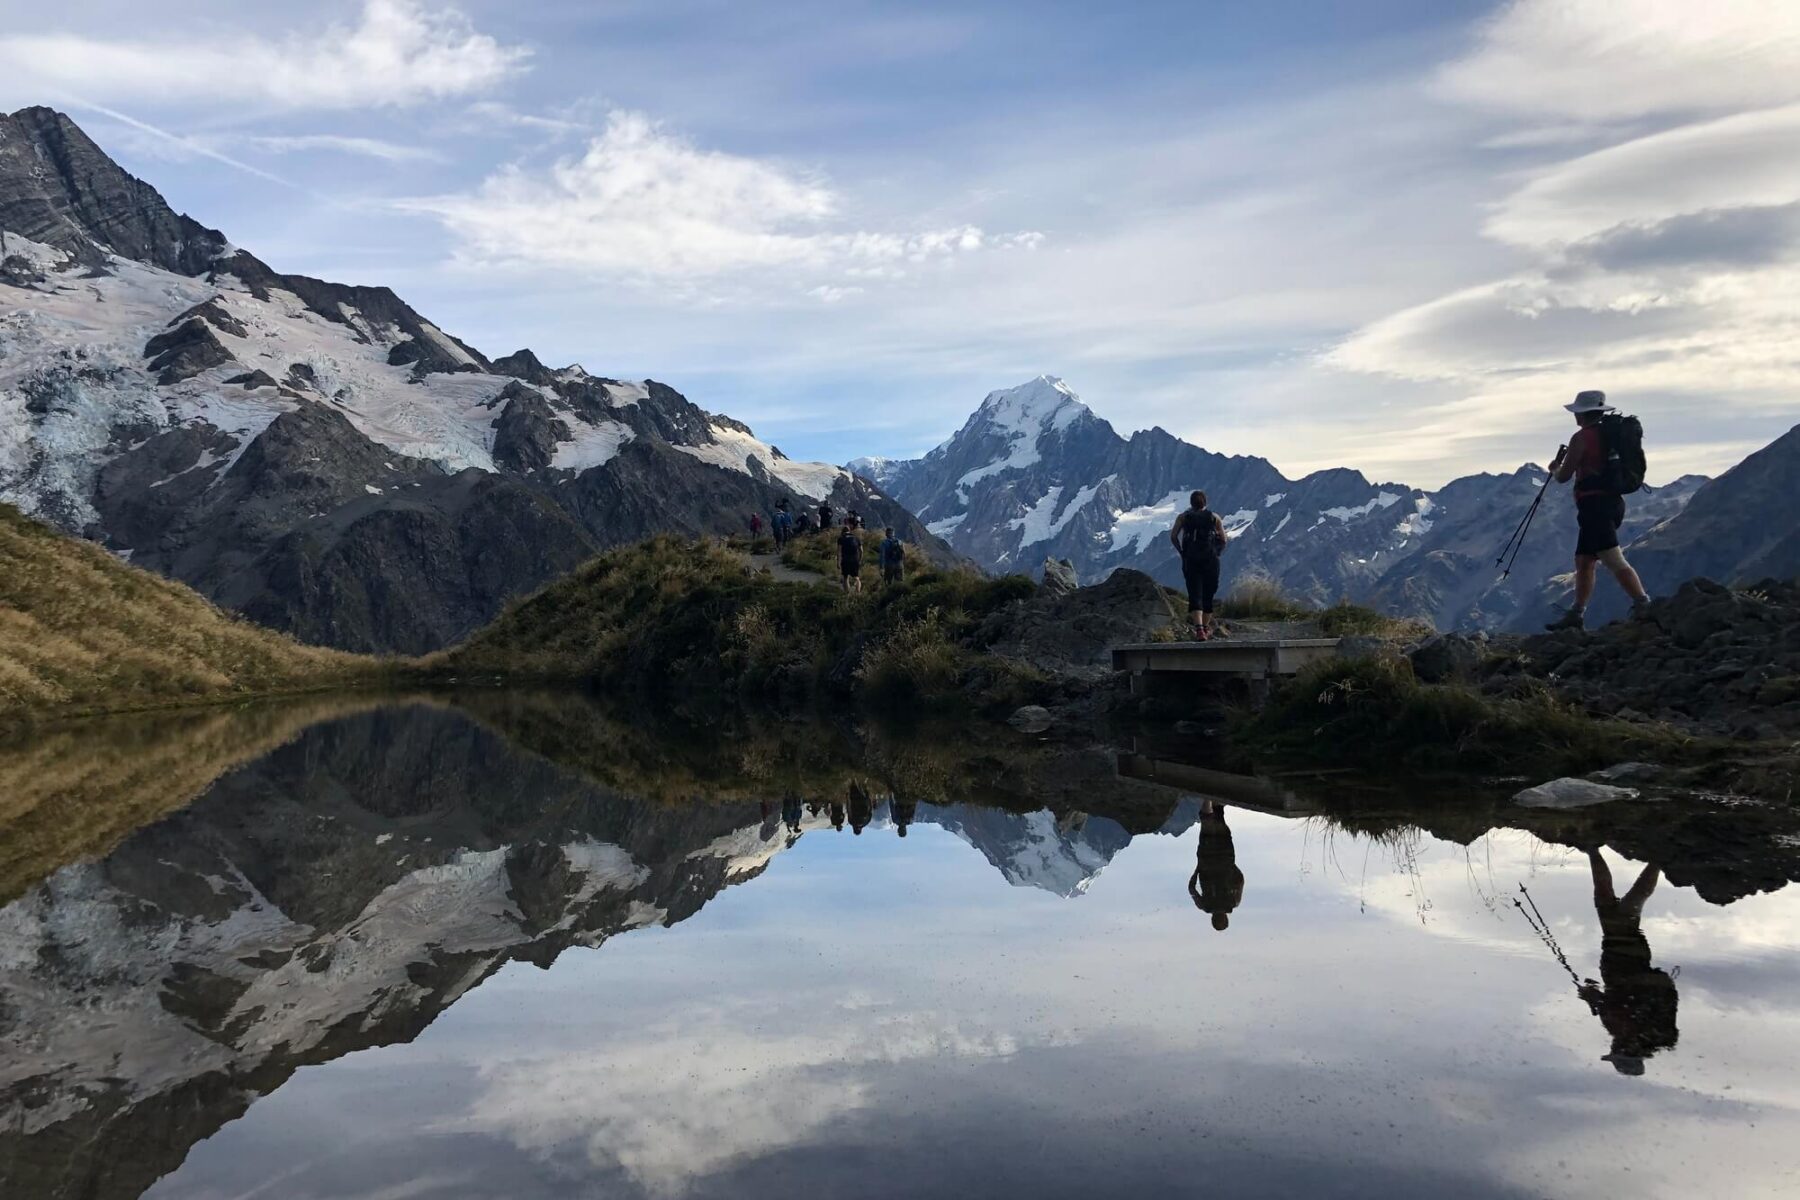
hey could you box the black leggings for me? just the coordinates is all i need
[1182,554,1220,614]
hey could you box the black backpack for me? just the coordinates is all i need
[1597,413,1647,495]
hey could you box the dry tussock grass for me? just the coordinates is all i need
[0,504,389,722]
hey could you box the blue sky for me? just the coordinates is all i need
[2,0,1796,485]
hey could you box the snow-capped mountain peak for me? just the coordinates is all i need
[969,374,1089,436]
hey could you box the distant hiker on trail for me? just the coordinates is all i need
[1170,490,1229,641]
[819,500,834,531]
[879,526,906,585]
[844,509,863,531]
[749,512,764,539]
[838,525,864,592]
[1188,800,1244,932]
[891,796,917,837]
[797,510,816,535]
[1579,849,1678,1075]
[1546,390,1652,631]
[772,502,794,550]
[848,783,873,836]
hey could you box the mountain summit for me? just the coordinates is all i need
[0,108,947,652]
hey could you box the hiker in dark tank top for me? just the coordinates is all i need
[1169,490,1229,641]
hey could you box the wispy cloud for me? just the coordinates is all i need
[228,133,447,163]
[0,0,526,112]
[403,110,1042,287]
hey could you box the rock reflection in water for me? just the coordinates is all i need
[0,698,1796,1200]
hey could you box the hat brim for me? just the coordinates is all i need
[1564,401,1613,413]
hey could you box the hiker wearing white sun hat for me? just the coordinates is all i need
[1546,389,1652,631]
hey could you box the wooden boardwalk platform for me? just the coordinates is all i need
[1112,637,1339,696]
[1114,753,1323,819]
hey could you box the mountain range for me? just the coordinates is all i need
[0,107,946,653]
[4,107,1792,652]
[854,376,1797,631]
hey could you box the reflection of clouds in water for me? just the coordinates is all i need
[445,1000,1060,1195]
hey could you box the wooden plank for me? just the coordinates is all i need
[1110,637,1340,677]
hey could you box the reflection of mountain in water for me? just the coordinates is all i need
[0,704,1187,1200]
[924,805,1140,897]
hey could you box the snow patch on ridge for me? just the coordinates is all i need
[1320,491,1402,523]
[675,421,845,500]
[1008,476,1111,548]
[1108,489,1188,555]
[927,512,968,538]
[553,419,636,471]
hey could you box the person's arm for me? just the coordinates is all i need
[1168,512,1185,552]
[1216,513,1230,547]
[1552,432,1580,484]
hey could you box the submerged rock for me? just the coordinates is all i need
[1513,777,1639,809]
[1008,705,1053,733]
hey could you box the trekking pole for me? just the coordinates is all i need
[1514,884,1582,988]
[1494,451,1559,577]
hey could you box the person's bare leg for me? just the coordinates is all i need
[1574,556,1598,609]
[1588,847,1617,906]
[1190,608,1203,637]
[1621,863,1661,918]
[1598,547,1649,603]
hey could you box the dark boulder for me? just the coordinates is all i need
[144,318,235,385]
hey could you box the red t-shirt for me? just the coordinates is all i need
[1569,426,1606,499]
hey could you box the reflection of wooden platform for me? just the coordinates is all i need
[1115,753,1323,819]
[1112,638,1339,698]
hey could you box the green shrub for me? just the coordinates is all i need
[1235,655,1680,775]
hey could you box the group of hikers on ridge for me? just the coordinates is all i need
[1163,388,1655,640]
[760,499,908,593]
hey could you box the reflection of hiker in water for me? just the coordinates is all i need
[848,783,873,836]
[892,796,917,838]
[782,794,803,836]
[1579,849,1678,1075]
[829,799,846,831]
[1188,799,1244,931]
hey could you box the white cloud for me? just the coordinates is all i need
[1439,0,1800,121]
[228,134,447,163]
[1317,1,1800,483]
[0,0,526,112]
[1486,105,1800,247]
[406,110,1041,285]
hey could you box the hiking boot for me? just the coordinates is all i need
[1191,626,1211,642]
[1631,597,1654,621]
[1544,609,1585,632]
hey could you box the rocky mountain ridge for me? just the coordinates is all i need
[0,107,949,652]
[860,375,1791,631]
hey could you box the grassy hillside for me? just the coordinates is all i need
[441,533,1046,711]
[0,504,389,722]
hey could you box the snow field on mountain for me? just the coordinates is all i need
[1108,489,1189,554]
[1007,475,1112,548]
[675,421,847,500]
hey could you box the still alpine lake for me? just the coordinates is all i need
[2,696,1796,1199]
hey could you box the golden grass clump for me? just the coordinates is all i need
[0,504,387,723]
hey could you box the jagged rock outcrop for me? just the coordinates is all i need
[1485,577,1800,739]
[0,106,228,273]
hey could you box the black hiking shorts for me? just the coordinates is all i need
[1575,493,1625,557]
[1182,554,1221,614]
